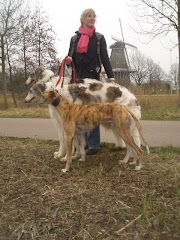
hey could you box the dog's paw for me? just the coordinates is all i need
[54,151,60,158]
[72,154,81,160]
[119,159,128,164]
[79,157,85,162]
[60,157,67,162]
[54,151,63,159]
[54,151,66,159]
[129,160,136,165]
[61,168,68,173]
[118,160,123,165]
[135,166,141,171]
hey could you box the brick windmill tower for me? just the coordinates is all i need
[110,19,137,87]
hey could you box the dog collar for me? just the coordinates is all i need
[52,95,61,107]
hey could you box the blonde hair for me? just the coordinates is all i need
[80,8,96,24]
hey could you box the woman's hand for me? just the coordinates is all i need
[108,78,116,84]
[66,56,72,65]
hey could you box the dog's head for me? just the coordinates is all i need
[24,82,46,103]
[40,89,60,105]
[25,67,54,86]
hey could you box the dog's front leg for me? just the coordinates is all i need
[61,135,74,173]
[62,139,75,161]
[54,127,67,159]
[51,110,67,159]
[79,134,86,161]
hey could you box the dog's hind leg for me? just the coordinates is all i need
[115,122,143,170]
[72,135,81,160]
[72,134,86,161]
[130,119,141,147]
[111,127,126,148]
[128,110,150,156]
[119,145,132,164]
[122,139,142,170]
[111,126,132,164]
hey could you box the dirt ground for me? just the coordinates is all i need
[0,136,179,240]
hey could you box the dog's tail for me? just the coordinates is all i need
[128,110,150,155]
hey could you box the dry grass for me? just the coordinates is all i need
[0,104,49,118]
[137,95,180,120]
[0,94,49,118]
[0,94,180,120]
[0,136,179,240]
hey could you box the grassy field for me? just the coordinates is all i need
[0,94,179,239]
[137,95,180,120]
[0,94,180,120]
[0,136,180,240]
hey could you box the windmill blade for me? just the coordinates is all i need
[119,18,137,49]
[125,42,137,49]
[119,18,125,43]
[111,34,137,48]
[119,18,130,68]
[111,35,122,43]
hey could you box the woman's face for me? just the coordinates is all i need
[82,13,96,28]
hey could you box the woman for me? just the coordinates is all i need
[66,8,115,155]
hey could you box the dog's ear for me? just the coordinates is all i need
[39,83,45,92]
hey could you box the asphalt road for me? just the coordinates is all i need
[0,118,179,147]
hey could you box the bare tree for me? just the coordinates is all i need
[30,3,58,69]
[129,50,148,85]
[146,57,166,94]
[169,63,179,91]
[4,11,29,106]
[20,16,32,80]
[6,39,17,107]
[130,0,180,103]
[0,1,59,104]
[0,0,27,108]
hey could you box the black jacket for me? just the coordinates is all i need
[68,31,114,81]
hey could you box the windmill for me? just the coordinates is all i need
[110,18,137,87]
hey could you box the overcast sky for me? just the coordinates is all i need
[30,0,178,73]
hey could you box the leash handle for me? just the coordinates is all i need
[71,60,76,84]
[56,56,76,87]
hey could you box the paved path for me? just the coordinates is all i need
[0,118,180,147]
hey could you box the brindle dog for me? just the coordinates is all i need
[42,89,149,173]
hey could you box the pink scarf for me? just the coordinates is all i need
[77,26,95,53]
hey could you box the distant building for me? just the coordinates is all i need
[109,18,137,87]
[110,41,131,87]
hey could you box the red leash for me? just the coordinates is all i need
[56,56,76,87]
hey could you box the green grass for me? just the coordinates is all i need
[141,105,180,120]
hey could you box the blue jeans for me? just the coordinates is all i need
[86,126,100,149]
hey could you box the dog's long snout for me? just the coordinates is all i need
[24,97,35,103]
